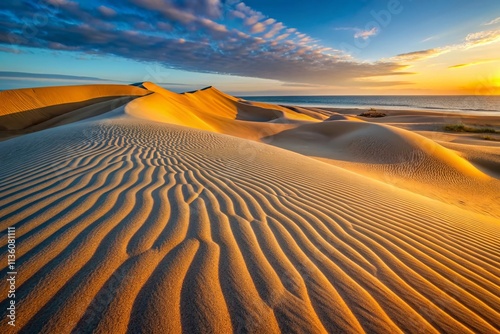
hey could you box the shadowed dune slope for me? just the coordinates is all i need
[0,114,499,333]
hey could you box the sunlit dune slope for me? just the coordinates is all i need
[0,83,499,334]
[126,82,323,140]
[126,83,500,216]
[0,114,499,333]
[0,84,148,132]
[265,120,500,216]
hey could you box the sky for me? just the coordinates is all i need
[0,0,499,95]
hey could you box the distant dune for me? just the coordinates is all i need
[0,84,148,139]
[0,83,499,333]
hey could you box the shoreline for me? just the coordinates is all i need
[319,106,500,120]
[241,95,500,116]
[273,104,500,116]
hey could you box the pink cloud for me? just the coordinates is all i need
[354,27,379,40]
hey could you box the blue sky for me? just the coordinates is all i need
[0,0,499,94]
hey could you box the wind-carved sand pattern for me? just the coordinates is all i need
[0,83,499,333]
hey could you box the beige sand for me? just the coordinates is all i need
[0,83,499,333]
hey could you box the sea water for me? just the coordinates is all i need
[242,95,500,115]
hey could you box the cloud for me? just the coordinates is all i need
[275,33,289,42]
[421,35,439,43]
[263,18,276,26]
[156,22,173,31]
[0,0,410,87]
[0,71,193,88]
[350,80,413,87]
[392,48,450,62]
[199,18,227,33]
[449,59,500,69]
[335,26,379,40]
[484,17,500,26]
[448,63,470,69]
[250,22,266,34]
[98,5,116,17]
[448,63,468,68]
[263,22,285,39]
[244,16,258,26]
[46,0,76,6]
[354,27,379,40]
[281,83,322,88]
[392,29,500,63]
[0,71,110,81]
[198,0,222,19]
[464,29,500,47]
[235,2,264,26]
[0,46,23,54]
[229,10,245,19]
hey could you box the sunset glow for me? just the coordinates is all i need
[2,2,500,333]
[0,1,499,94]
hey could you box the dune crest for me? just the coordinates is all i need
[0,84,148,138]
[127,83,500,216]
[0,83,499,333]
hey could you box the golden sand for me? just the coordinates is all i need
[0,83,499,333]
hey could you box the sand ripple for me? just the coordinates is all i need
[1,116,499,333]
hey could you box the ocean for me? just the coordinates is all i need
[241,95,500,115]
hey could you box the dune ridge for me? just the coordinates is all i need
[0,85,148,139]
[0,83,499,333]
[125,83,500,216]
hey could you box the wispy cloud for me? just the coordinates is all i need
[464,29,500,47]
[281,82,322,88]
[484,17,500,26]
[0,71,111,82]
[392,48,450,62]
[0,71,193,87]
[449,59,500,69]
[354,27,379,40]
[448,63,470,69]
[335,26,379,40]
[391,29,500,63]
[351,80,413,87]
[421,35,439,43]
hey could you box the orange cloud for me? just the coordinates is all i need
[449,59,500,69]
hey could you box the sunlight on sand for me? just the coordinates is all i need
[0,83,499,333]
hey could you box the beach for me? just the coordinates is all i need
[0,82,499,333]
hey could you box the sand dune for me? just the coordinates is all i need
[0,84,148,139]
[0,83,499,333]
[127,83,500,216]
[126,83,321,141]
[266,120,500,216]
